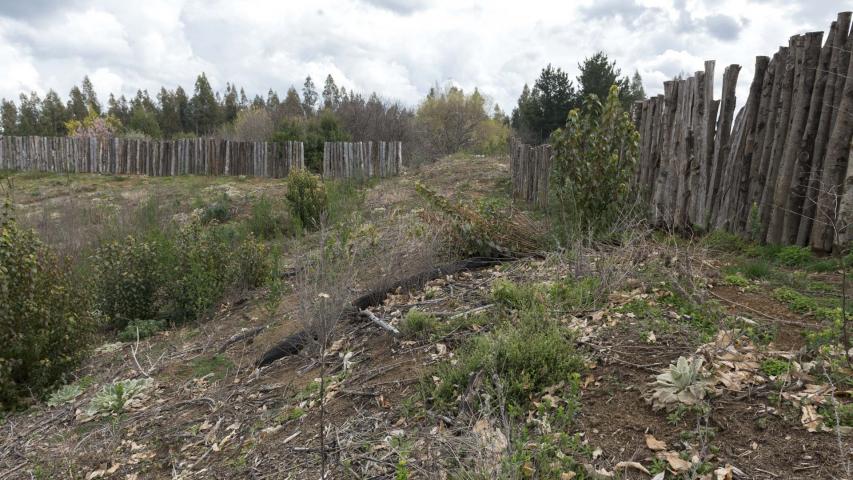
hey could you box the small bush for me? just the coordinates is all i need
[118,319,166,342]
[284,169,327,230]
[808,259,837,273]
[86,378,152,415]
[776,246,813,267]
[92,236,164,330]
[247,196,288,239]
[492,280,544,311]
[159,221,234,324]
[1,206,96,409]
[233,234,273,290]
[201,193,232,224]
[428,315,583,411]
[723,273,750,287]
[737,259,772,280]
[549,277,601,311]
[400,309,437,339]
[702,231,747,253]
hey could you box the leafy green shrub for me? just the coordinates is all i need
[808,259,837,273]
[549,277,601,311]
[201,193,232,224]
[821,402,853,428]
[702,231,748,253]
[400,309,437,339]
[118,319,166,342]
[492,280,544,311]
[427,315,583,411]
[1,206,96,410]
[549,85,639,237]
[723,273,750,287]
[160,221,234,324]
[46,383,84,407]
[233,234,273,290]
[92,236,164,330]
[776,246,813,267]
[247,196,288,239]
[284,169,327,230]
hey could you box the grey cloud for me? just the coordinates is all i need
[0,0,79,20]
[579,0,646,20]
[703,14,743,41]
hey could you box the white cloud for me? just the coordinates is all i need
[0,0,845,114]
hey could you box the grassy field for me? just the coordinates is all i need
[0,156,850,479]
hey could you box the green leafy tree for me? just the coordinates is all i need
[175,86,192,133]
[41,90,69,136]
[281,87,303,118]
[511,65,578,144]
[322,74,340,111]
[550,85,639,237]
[577,52,644,110]
[416,85,488,156]
[107,94,131,126]
[266,89,281,111]
[223,82,239,123]
[66,86,88,121]
[17,92,42,136]
[81,76,101,115]
[128,104,162,138]
[190,73,222,134]
[303,76,318,115]
[157,88,182,137]
[1,99,17,135]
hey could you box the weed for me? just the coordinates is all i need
[284,169,327,230]
[776,245,814,267]
[773,287,817,314]
[400,309,438,339]
[647,356,711,411]
[117,319,166,342]
[86,378,153,415]
[247,196,289,239]
[723,273,750,287]
[201,193,232,224]
[427,314,583,412]
[736,259,772,280]
[760,358,790,377]
[820,402,853,428]
[46,384,84,407]
[190,354,234,381]
[702,231,747,253]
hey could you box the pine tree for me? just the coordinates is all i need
[1,99,18,135]
[223,83,239,122]
[577,52,635,109]
[266,89,281,110]
[189,73,221,134]
[251,95,265,110]
[67,86,88,121]
[81,76,101,115]
[302,76,318,115]
[107,94,131,126]
[157,88,182,137]
[175,86,191,133]
[41,90,68,136]
[512,65,578,143]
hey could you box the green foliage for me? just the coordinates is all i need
[117,319,166,342]
[723,273,750,287]
[284,169,328,230]
[0,204,96,410]
[427,314,583,412]
[400,309,438,340]
[511,64,578,144]
[776,246,813,267]
[247,196,289,239]
[272,111,350,172]
[92,236,164,330]
[86,378,152,415]
[46,383,84,407]
[577,52,643,110]
[772,287,817,314]
[550,85,639,238]
[736,259,772,280]
[760,358,790,377]
[821,402,853,428]
[200,193,232,224]
[160,221,234,324]
[233,234,274,290]
[702,231,748,253]
[190,354,233,381]
[416,85,488,156]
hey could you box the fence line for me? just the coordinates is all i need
[509,140,551,208]
[634,11,853,250]
[0,136,304,178]
[322,141,402,179]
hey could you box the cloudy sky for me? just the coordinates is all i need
[0,0,847,112]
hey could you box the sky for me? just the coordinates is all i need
[0,0,847,113]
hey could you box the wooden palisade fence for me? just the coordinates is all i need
[0,136,304,178]
[322,141,403,179]
[509,140,552,208]
[635,11,853,250]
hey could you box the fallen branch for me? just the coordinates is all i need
[359,310,400,335]
[218,325,268,353]
[709,290,821,328]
